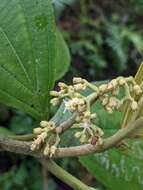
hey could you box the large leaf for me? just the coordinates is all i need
[55,30,70,81]
[0,0,70,120]
[80,140,143,190]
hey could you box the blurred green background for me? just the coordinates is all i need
[0,0,143,189]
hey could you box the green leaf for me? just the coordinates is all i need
[55,30,71,81]
[80,140,143,190]
[0,0,56,120]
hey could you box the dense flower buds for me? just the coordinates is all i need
[31,76,142,157]
[30,121,57,157]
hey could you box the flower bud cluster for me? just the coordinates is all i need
[31,121,58,157]
[74,109,104,145]
[98,77,142,113]
[74,122,104,146]
[30,76,143,157]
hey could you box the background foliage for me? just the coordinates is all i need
[0,0,143,190]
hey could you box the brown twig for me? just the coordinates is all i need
[0,117,143,158]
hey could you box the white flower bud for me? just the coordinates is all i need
[133,85,142,95]
[30,142,37,151]
[50,91,59,97]
[96,127,104,136]
[97,138,103,146]
[102,96,109,106]
[107,83,113,90]
[99,84,107,93]
[74,132,82,138]
[50,98,60,106]
[105,106,113,114]
[50,146,57,157]
[74,84,86,91]
[84,111,91,118]
[73,77,83,84]
[131,101,138,111]
[40,121,49,128]
[90,113,97,119]
[58,82,67,89]
[111,79,118,88]
[108,97,118,108]
[118,78,126,86]
[43,144,50,156]
[80,134,87,143]
[33,127,43,135]
[39,132,47,141]
[75,116,82,122]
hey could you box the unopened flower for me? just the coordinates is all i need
[96,137,103,146]
[73,83,86,91]
[133,85,142,95]
[108,97,119,108]
[80,134,87,143]
[131,101,138,111]
[43,144,50,156]
[50,91,59,97]
[96,127,104,136]
[105,106,113,114]
[110,79,118,88]
[73,77,83,84]
[33,127,43,135]
[50,98,60,106]
[99,84,107,93]
[50,146,57,157]
[74,132,82,138]
[40,121,49,128]
[118,78,126,86]
[58,82,67,89]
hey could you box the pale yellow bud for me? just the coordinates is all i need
[80,134,87,143]
[40,121,49,128]
[58,82,67,89]
[97,138,103,146]
[74,132,82,138]
[102,96,109,106]
[131,101,138,111]
[84,111,91,118]
[73,77,83,84]
[39,132,47,141]
[43,144,50,156]
[50,98,60,106]
[96,127,104,136]
[133,85,142,95]
[118,78,126,86]
[90,113,97,119]
[30,142,37,151]
[75,116,82,122]
[78,104,86,112]
[105,106,113,114]
[33,127,43,135]
[107,83,113,90]
[74,83,86,91]
[111,79,118,88]
[50,91,59,97]
[99,84,107,93]
[108,97,118,108]
[50,146,57,157]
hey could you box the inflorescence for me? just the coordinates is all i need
[31,76,142,157]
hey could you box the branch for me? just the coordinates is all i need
[44,159,95,190]
[0,117,143,158]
